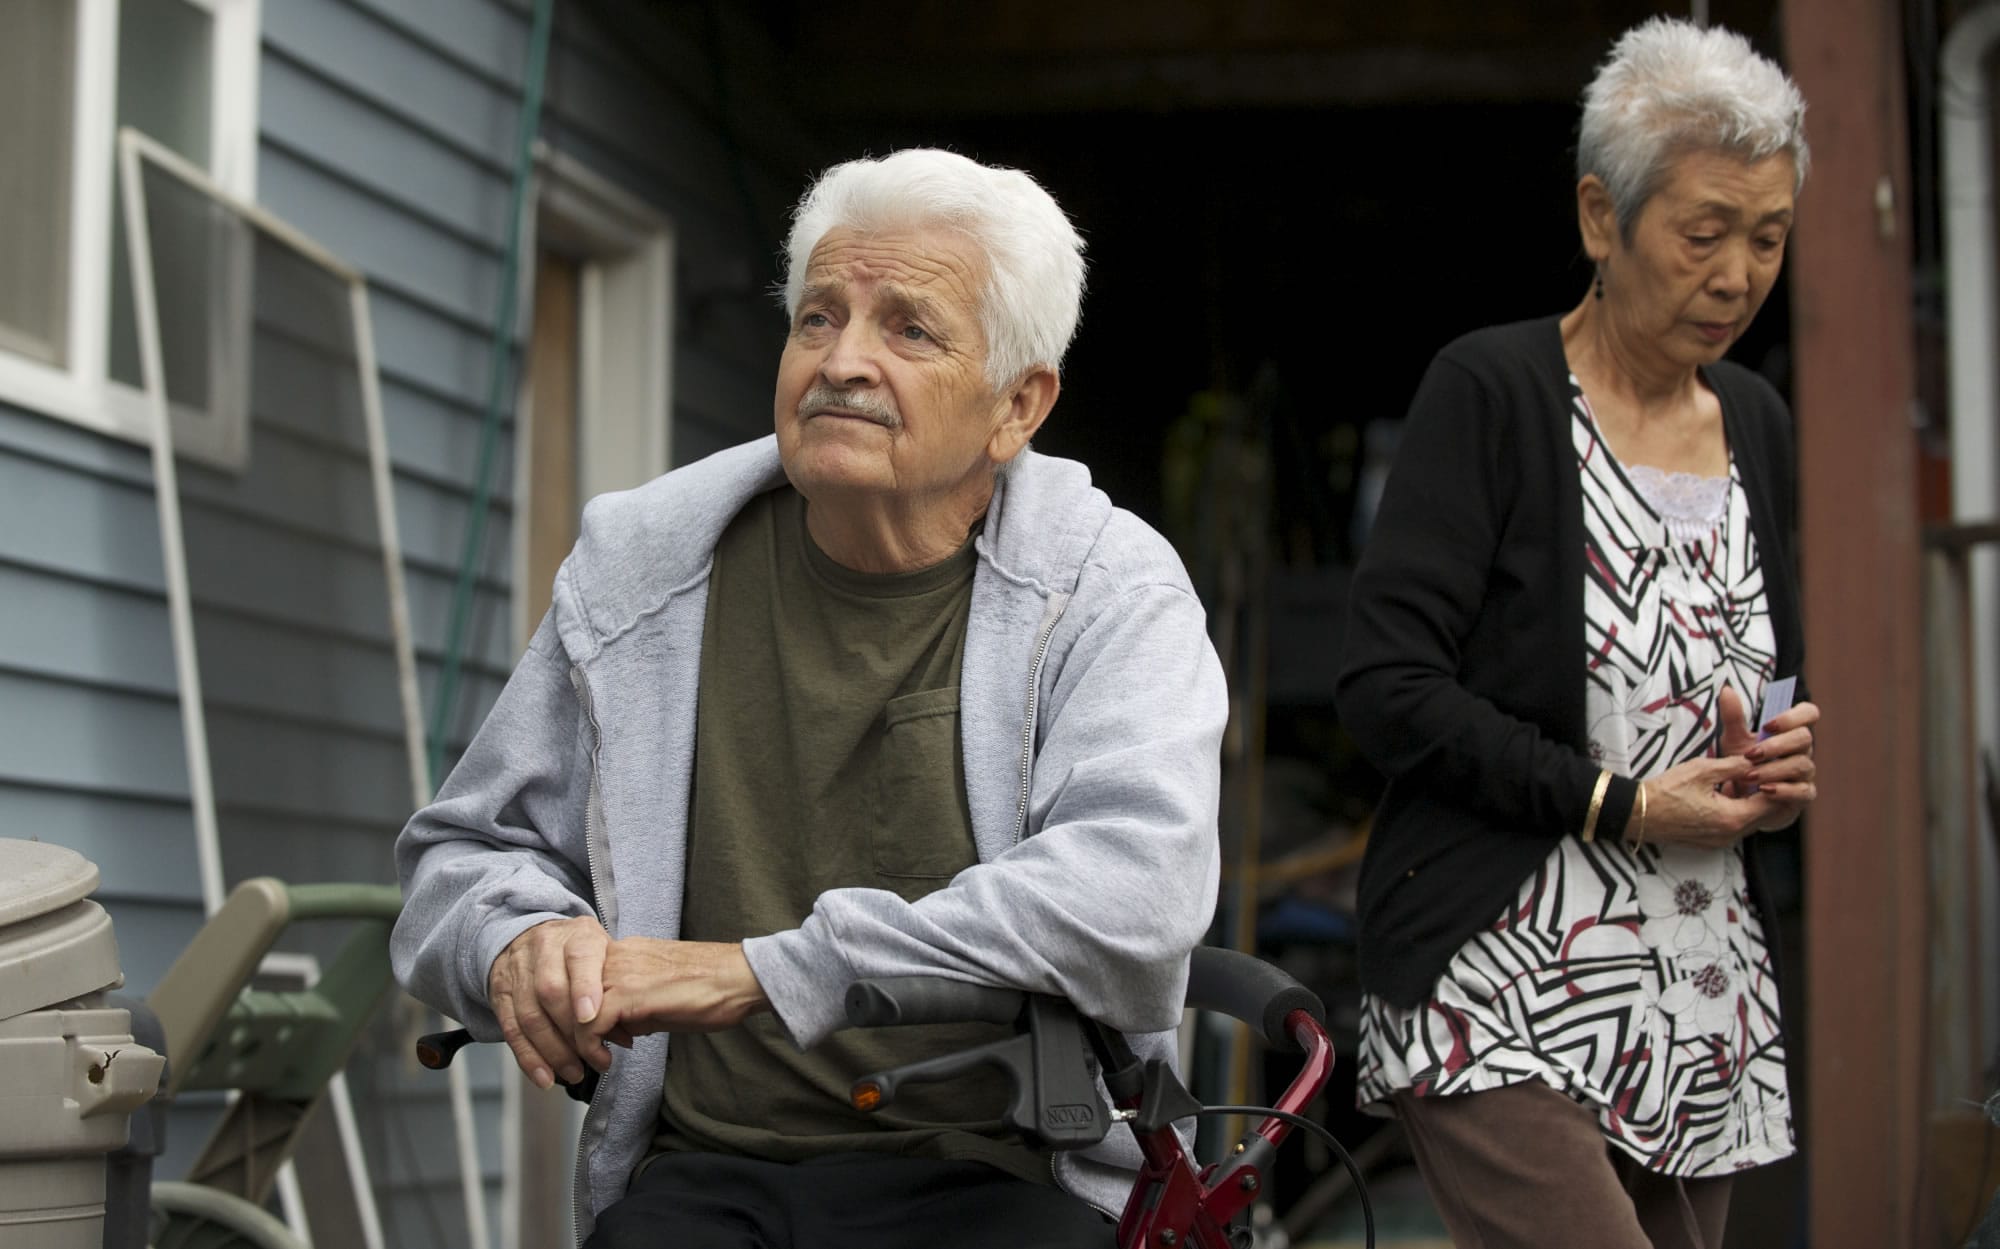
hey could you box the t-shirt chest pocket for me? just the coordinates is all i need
[871,685,978,892]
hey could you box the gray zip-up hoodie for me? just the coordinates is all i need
[392,436,1227,1240]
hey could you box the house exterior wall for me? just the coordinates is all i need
[2,1,793,1242]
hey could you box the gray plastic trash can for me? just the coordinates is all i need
[0,839,166,1248]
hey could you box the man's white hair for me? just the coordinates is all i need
[781,149,1087,389]
[1578,17,1810,235]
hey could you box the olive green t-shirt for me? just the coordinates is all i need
[652,487,1046,1184]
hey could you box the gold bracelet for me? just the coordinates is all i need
[1581,769,1612,842]
[1630,781,1648,846]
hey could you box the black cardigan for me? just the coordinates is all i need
[1336,315,1805,1009]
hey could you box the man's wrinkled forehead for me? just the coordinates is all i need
[800,228,986,317]
[798,275,953,328]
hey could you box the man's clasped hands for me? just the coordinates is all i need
[488,918,770,1090]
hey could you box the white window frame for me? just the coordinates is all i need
[0,0,260,453]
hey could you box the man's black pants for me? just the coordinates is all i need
[583,1151,1115,1248]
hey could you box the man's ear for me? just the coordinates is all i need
[1577,174,1619,265]
[987,366,1060,466]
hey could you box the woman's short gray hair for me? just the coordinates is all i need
[1578,17,1810,234]
[782,149,1087,389]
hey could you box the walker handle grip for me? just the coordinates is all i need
[416,1027,597,1103]
[844,978,1024,1028]
[1185,947,1326,1053]
[416,1028,475,1070]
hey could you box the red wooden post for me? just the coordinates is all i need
[1781,0,1930,1244]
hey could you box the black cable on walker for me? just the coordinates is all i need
[1198,1105,1375,1249]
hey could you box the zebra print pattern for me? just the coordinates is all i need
[1354,377,1794,1177]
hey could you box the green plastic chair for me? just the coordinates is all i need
[143,879,402,1249]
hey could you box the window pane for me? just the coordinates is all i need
[111,0,215,389]
[0,0,77,367]
[119,0,214,166]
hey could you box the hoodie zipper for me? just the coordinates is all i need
[567,666,611,1249]
[1019,592,1118,1217]
[1013,593,1070,844]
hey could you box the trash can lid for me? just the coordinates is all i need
[0,839,100,927]
[0,841,122,1024]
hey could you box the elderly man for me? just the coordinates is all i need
[392,148,1226,1248]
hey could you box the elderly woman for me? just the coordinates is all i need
[1335,18,1819,1249]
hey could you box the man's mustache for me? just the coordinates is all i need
[797,384,902,429]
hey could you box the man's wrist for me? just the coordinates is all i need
[741,929,853,1049]
[727,943,773,1017]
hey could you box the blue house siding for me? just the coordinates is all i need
[5,1,798,1243]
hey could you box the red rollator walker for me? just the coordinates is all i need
[840,945,1369,1249]
[421,945,1373,1249]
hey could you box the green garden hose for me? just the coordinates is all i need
[425,0,556,792]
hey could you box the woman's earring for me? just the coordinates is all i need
[1593,268,1605,301]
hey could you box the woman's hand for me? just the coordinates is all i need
[1716,684,1819,831]
[1637,754,1786,849]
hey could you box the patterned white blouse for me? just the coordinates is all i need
[1353,376,1795,1177]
